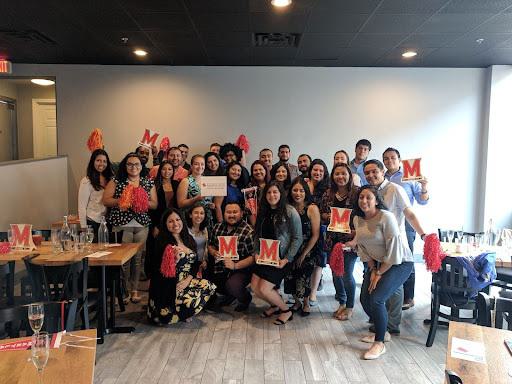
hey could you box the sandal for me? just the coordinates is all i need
[260,306,281,318]
[130,291,142,304]
[300,307,310,317]
[338,308,353,321]
[289,302,302,313]
[333,304,346,318]
[273,309,293,325]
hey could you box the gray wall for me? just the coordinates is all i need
[6,64,489,233]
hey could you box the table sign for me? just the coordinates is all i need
[402,158,423,181]
[0,332,62,352]
[138,128,160,149]
[200,176,227,196]
[451,337,486,363]
[242,186,258,215]
[86,251,112,258]
[10,224,36,251]
[218,236,239,260]
[255,239,280,266]
[327,208,351,233]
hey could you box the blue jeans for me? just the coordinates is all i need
[331,251,358,308]
[403,228,416,302]
[360,262,413,342]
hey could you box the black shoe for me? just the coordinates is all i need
[317,278,323,291]
[300,308,311,317]
[273,309,293,325]
[369,325,400,336]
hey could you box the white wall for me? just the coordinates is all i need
[0,156,68,231]
[5,64,487,233]
[484,65,512,229]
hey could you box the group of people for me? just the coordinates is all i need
[78,138,430,360]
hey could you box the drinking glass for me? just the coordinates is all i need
[475,234,484,249]
[28,303,45,334]
[447,230,455,243]
[31,332,49,384]
[77,232,86,253]
[50,228,61,253]
[456,228,464,243]
[7,229,13,249]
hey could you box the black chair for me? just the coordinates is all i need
[0,263,32,307]
[0,301,77,339]
[426,257,479,347]
[445,370,463,384]
[477,292,512,330]
[23,257,96,330]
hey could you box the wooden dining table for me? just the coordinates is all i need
[0,329,96,383]
[0,242,143,343]
[446,321,512,384]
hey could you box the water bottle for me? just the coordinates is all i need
[60,215,72,251]
[98,216,109,250]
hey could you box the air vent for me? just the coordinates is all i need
[253,33,301,48]
[0,29,56,45]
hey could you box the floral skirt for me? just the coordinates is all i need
[147,277,216,325]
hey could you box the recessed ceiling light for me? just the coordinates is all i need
[31,79,55,86]
[134,49,148,57]
[402,50,417,58]
[271,0,292,7]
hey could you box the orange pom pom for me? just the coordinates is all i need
[87,128,103,152]
[423,233,447,272]
[132,187,149,213]
[160,137,170,151]
[118,184,134,211]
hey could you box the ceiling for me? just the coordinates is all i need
[1,0,512,67]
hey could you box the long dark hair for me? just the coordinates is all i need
[87,149,113,191]
[329,163,354,198]
[250,160,270,185]
[308,159,330,195]
[204,151,224,176]
[256,181,289,231]
[352,185,387,217]
[270,163,291,190]
[117,152,142,182]
[185,203,208,231]
[287,177,313,206]
[157,208,197,253]
[226,161,245,189]
[155,160,173,189]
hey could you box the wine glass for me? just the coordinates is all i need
[28,303,45,334]
[456,228,464,243]
[31,332,49,384]
[85,226,94,250]
[447,230,455,243]
[7,228,13,249]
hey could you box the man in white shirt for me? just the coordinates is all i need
[363,159,426,335]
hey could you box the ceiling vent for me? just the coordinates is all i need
[253,33,301,48]
[0,29,57,45]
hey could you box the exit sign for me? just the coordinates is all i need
[0,60,12,73]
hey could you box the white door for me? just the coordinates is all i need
[0,101,13,162]
[32,99,57,158]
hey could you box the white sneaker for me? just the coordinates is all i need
[363,343,386,360]
[360,332,391,343]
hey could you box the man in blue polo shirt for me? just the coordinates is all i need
[383,148,430,310]
[350,139,372,186]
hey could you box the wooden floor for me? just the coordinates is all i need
[94,262,448,384]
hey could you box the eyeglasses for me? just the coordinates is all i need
[127,163,141,168]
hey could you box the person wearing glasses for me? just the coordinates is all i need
[103,152,158,304]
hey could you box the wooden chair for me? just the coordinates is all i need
[477,292,512,330]
[0,301,77,339]
[23,257,97,330]
[426,257,478,347]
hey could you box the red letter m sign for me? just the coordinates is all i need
[138,129,160,148]
[260,239,279,261]
[328,208,351,233]
[219,236,239,260]
[402,158,422,181]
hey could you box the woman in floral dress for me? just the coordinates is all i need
[147,208,216,325]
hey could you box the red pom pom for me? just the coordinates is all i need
[118,184,134,211]
[174,166,189,181]
[235,134,250,153]
[0,242,10,254]
[423,233,447,272]
[132,186,149,213]
[329,243,345,277]
[160,245,177,278]
[160,137,170,151]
